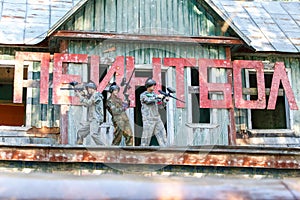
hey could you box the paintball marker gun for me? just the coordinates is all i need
[121,69,135,103]
[158,87,185,103]
[60,81,85,92]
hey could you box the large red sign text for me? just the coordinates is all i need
[13,52,298,110]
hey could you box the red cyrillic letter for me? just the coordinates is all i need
[52,53,88,105]
[267,62,298,110]
[199,59,232,109]
[164,58,196,108]
[233,60,266,109]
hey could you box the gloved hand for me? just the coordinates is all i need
[157,94,164,99]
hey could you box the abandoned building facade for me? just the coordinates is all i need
[0,0,300,148]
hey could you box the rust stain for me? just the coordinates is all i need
[0,146,299,169]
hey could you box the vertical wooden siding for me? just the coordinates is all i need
[60,0,232,146]
[62,0,228,37]
[67,40,228,146]
[30,62,60,128]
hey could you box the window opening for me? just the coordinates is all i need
[0,66,27,126]
[247,71,287,129]
[191,67,210,123]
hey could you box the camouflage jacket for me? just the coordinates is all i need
[106,94,129,122]
[79,91,104,123]
[140,91,166,120]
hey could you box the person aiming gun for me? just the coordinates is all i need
[75,81,105,145]
[140,78,168,146]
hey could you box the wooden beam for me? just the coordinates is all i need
[243,88,284,96]
[0,145,300,169]
[226,47,236,146]
[59,40,69,145]
[189,86,285,96]
[50,31,244,45]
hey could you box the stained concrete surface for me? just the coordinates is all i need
[0,172,300,200]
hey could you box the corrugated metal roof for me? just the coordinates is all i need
[0,0,80,45]
[1,0,300,53]
[207,0,300,53]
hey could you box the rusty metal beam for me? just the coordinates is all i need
[0,145,299,169]
[50,31,244,45]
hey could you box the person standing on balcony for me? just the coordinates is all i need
[106,82,133,146]
[140,78,168,146]
[76,81,105,145]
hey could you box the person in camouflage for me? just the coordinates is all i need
[140,78,168,146]
[76,81,105,145]
[106,83,133,146]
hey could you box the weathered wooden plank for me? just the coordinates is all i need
[177,0,184,35]
[183,0,189,35]
[248,129,295,135]
[94,0,104,32]
[188,87,286,97]
[31,63,41,128]
[123,0,129,33]
[149,0,156,34]
[74,9,84,30]
[130,0,139,33]
[241,137,300,146]
[172,0,179,34]
[52,31,243,45]
[156,0,162,34]
[166,0,173,34]
[139,0,145,34]
[83,0,94,30]
[160,0,167,35]
[105,0,116,32]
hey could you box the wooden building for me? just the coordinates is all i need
[0,0,299,149]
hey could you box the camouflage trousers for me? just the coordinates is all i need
[112,120,133,146]
[141,119,167,146]
[77,120,105,145]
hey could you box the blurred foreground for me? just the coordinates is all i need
[0,172,300,200]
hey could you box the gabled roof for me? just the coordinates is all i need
[206,0,300,53]
[0,0,80,45]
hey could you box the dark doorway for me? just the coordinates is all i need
[134,71,167,146]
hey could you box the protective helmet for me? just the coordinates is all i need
[109,82,120,93]
[145,78,156,88]
[85,82,97,89]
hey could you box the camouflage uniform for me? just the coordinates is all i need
[140,91,168,146]
[106,94,133,146]
[76,91,105,145]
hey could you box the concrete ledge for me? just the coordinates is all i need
[0,126,30,132]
